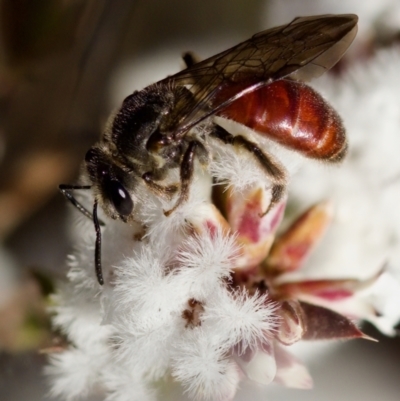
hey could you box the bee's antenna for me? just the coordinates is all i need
[59,184,93,220]
[59,184,105,226]
[59,184,105,285]
[93,200,104,285]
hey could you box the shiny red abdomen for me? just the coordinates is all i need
[217,79,347,161]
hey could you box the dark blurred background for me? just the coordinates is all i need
[0,1,399,400]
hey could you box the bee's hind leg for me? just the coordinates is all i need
[211,124,287,214]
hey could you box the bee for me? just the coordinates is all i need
[60,14,358,285]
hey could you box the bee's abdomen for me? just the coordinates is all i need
[217,80,347,162]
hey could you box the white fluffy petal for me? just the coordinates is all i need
[175,229,239,299]
[171,330,240,401]
[102,366,156,401]
[46,347,110,401]
[202,289,279,352]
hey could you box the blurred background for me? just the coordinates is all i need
[0,1,399,400]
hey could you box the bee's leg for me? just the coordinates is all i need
[264,183,286,216]
[182,51,202,68]
[211,124,287,213]
[163,140,203,217]
[142,170,179,199]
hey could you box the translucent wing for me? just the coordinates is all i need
[163,14,358,136]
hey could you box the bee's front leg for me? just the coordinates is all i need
[163,140,205,217]
[142,170,179,199]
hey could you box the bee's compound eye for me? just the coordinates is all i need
[106,180,133,217]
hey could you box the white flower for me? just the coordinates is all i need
[48,17,400,401]
[48,174,279,401]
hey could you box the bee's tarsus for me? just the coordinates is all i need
[260,184,285,217]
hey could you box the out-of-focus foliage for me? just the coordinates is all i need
[1,0,85,69]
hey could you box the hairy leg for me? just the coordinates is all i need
[163,140,203,216]
[142,171,179,199]
[211,124,287,213]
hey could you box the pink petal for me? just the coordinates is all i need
[233,341,277,385]
[265,201,333,273]
[276,270,383,302]
[300,302,376,341]
[277,279,357,302]
[190,204,232,236]
[224,186,286,269]
[274,343,313,389]
[276,300,305,345]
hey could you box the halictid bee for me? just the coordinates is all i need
[60,14,358,285]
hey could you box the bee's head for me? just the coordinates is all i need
[85,146,134,221]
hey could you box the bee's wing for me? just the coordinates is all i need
[164,14,358,136]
